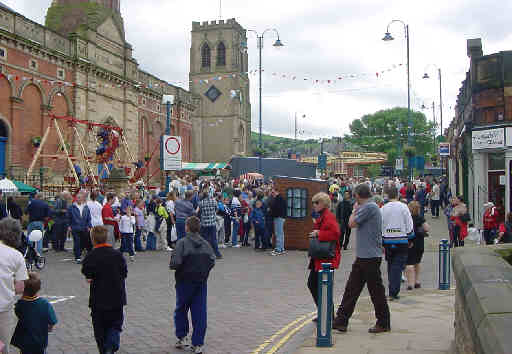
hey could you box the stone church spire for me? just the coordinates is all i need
[46,0,124,40]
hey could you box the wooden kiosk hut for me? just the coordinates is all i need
[272,176,328,250]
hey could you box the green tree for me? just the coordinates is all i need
[344,107,435,164]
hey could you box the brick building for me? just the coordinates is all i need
[446,38,512,228]
[0,0,250,185]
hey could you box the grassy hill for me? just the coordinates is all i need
[250,132,361,157]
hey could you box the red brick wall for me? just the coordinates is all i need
[274,177,328,250]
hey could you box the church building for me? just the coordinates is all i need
[0,0,251,184]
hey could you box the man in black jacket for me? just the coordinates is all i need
[269,188,287,255]
[170,216,215,354]
[82,226,127,354]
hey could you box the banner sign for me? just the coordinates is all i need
[472,128,505,150]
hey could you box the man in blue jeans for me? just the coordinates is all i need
[67,191,92,264]
[198,190,222,259]
[381,186,414,300]
[170,216,215,354]
[269,188,287,255]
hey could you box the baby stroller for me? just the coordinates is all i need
[24,230,46,271]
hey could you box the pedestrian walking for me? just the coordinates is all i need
[307,192,340,321]
[25,192,50,254]
[67,191,92,264]
[336,190,353,250]
[250,199,266,250]
[119,206,136,262]
[198,190,222,259]
[175,191,195,241]
[450,196,468,247]
[165,192,177,249]
[10,272,57,354]
[0,218,28,354]
[381,186,414,300]
[405,201,430,290]
[134,200,146,252]
[230,190,242,248]
[430,180,441,218]
[102,193,119,247]
[171,216,215,354]
[332,183,391,334]
[52,192,70,251]
[269,187,287,255]
[82,226,128,354]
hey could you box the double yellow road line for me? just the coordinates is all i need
[251,311,316,354]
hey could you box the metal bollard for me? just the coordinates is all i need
[317,263,333,347]
[439,239,451,290]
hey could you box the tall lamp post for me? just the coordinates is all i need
[245,28,284,174]
[382,20,412,179]
[423,66,444,150]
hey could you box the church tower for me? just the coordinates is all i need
[45,0,125,40]
[190,19,251,162]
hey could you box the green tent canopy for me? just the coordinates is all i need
[13,180,37,193]
[181,162,227,170]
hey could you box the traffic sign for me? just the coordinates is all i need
[162,136,182,171]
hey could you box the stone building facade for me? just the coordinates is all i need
[189,19,251,162]
[0,0,250,184]
[446,38,512,227]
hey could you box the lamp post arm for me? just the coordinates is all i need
[386,19,407,36]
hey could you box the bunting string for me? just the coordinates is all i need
[0,62,404,90]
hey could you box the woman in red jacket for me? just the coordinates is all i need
[482,202,498,245]
[308,192,341,321]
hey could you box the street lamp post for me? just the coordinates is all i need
[246,29,284,175]
[423,67,444,148]
[383,20,412,179]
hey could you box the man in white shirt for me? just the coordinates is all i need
[0,218,28,354]
[87,191,104,227]
[381,186,414,300]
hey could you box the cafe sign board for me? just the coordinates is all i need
[472,128,505,150]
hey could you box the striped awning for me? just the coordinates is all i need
[181,162,227,170]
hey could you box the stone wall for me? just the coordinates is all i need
[452,245,512,354]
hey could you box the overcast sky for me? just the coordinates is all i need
[4,0,511,139]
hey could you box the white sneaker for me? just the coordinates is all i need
[232,244,241,248]
[130,256,135,262]
[219,244,227,248]
[166,246,173,252]
[191,345,203,354]
[175,337,190,349]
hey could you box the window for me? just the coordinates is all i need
[287,188,307,218]
[216,42,226,66]
[489,153,505,171]
[0,47,5,60]
[29,59,38,70]
[57,68,65,79]
[201,43,211,68]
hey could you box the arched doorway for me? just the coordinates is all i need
[0,120,8,176]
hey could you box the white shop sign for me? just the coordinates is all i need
[162,136,182,171]
[506,127,512,147]
[472,128,505,150]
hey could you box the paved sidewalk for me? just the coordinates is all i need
[295,289,455,354]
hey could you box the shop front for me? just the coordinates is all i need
[471,127,512,227]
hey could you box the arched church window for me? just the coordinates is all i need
[201,43,211,68]
[217,42,226,66]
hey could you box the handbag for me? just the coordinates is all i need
[308,237,336,259]
[171,225,178,242]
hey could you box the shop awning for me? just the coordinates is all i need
[181,162,227,170]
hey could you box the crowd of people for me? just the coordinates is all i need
[1,172,512,353]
